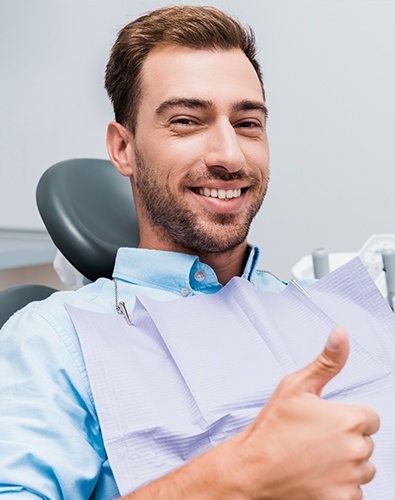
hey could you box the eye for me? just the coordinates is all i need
[234,119,264,137]
[168,116,203,135]
[170,117,198,126]
[235,120,261,129]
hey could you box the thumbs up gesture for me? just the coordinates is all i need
[126,327,380,500]
[224,327,380,499]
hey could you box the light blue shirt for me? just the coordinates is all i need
[0,246,286,499]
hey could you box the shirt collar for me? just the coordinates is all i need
[113,246,260,296]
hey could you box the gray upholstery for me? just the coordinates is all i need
[0,284,57,328]
[36,158,139,282]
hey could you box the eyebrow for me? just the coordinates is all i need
[155,98,213,116]
[155,97,268,118]
[233,100,268,118]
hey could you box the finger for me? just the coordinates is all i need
[359,460,376,485]
[353,404,381,436]
[363,435,375,460]
[291,326,349,396]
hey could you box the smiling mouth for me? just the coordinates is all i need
[193,187,244,200]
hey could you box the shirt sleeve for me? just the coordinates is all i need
[0,303,107,499]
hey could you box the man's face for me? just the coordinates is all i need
[130,45,270,254]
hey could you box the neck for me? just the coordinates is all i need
[136,212,251,285]
[139,230,250,286]
[197,243,249,286]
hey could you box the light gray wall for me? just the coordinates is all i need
[1,0,394,278]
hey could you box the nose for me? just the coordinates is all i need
[204,119,246,173]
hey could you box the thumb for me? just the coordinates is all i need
[295,326,349,397]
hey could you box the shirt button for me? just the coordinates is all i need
[181,287,190,297]
[194,271,205,282]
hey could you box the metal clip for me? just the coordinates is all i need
[113,278,132,325]
[116,300,132,325]
[290,279,311,298]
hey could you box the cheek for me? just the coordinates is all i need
[241,132,269,162]
[163,139,206,179]
[155,130,203,157]
[245,145,270,175]
[169,135,206,161]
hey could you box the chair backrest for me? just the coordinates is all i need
[0,284,57,328]
[36,158,139,282]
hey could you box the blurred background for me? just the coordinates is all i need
[0,0,394,285]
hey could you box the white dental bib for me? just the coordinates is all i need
[67,258,395,497]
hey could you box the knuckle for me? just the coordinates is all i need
[341,410,362,432]
[355,404,380,432]
[361,461,377,484]
[343,405,376,433]
[335,488,363,500]
[351,440,370,461]
[314,352,338,372]
[352,489,363,500]
[364,436,375,459]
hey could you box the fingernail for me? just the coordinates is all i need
[325,327,342,351]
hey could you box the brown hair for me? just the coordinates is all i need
[105,5,264,134]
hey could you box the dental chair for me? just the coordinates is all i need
[36,158,140,283]
[0,284,57,329]
[1,158,137,327]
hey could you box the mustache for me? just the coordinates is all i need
[182,169,263,186]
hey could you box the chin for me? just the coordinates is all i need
[182,225,249,254]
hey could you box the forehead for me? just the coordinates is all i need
[138,45,265,112]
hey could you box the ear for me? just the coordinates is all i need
[106,122,135,177]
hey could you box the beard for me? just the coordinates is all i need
[134,147,269,254]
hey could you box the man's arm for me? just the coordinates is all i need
[0,306,109,499]
[124,327,379,499]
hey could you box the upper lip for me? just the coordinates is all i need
[189,182,249,191]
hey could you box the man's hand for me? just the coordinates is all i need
[224,326,380,499]
[126,327,380,499]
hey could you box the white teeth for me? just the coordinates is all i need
[197,188,242,199]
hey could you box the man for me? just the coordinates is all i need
[0,6,379,499]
